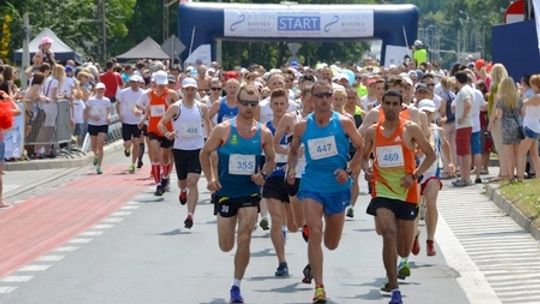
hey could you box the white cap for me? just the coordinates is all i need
[153,70,168,85]
[418,99,437,113]
[129,75,141,82]
[182,77,198,89]
[95,82,106,90]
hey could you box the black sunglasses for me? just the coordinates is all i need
[426,83,435,87]
[313,92,333,98]
[211,87,222,91]
[239,99,258,107]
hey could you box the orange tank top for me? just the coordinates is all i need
[377,106,410,122]
[148,90,172,135]
[371,119,418,204]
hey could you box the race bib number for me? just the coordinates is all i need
[229,154,256,175]
[275,145,288,163]
[376,145,404,168]
[307,136,337,160]
[179,122,200,138]
[150,105,166,117]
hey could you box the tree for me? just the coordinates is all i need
[1,0,136,64]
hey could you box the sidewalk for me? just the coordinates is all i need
[5,141,124,171]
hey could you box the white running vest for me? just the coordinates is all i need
[173,101,205,150]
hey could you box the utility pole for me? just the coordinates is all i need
[97,0,107,62]
[163,0,169,43]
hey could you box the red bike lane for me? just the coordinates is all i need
[0,166,151,278]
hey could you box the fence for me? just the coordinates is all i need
[4,99,122,160]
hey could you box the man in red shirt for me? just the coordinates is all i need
[99,60,124,103]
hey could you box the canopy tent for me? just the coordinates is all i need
[13,27,82,63]
[116,37,170,61]
[160,35,185,62]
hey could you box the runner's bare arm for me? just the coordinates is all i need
[253,126,276,186]
[360,126,375,180]
[341,118,364,177]
[287,121,306,176]
[418,110,431,138]
[358,108,379,136]
[200,123,227,185]
[158,103,179,140]
[201,104,212,138]
[409,123,436,177]
[273,113,293,155]
[208,101,220,120]
[167,90,179,106]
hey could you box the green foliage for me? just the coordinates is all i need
[2,0,136,63]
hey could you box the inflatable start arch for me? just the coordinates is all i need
[178,3,419,65]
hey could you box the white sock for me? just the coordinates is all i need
[391,288,400,293]
[181,188,187,192]
[188,212,193,217]
[400,256,408,264]
[232,279,241,288]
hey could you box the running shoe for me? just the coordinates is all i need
[179,190,188,205]
[389,289,403,304]
[302,225,310,242]
[137,159,143,169]
[312,285,326,303]
[380,280,391,292]
[93,157,98,166]
[128,164,135,174]
[184,215,193,229]
[154,185,164,196]
[259,216,269,230]
[411,232,420,255]
[346,207,354,218]
[475,177,482,184]
[397,261,411,280]
[426,240,436,256]
[275,262,289,277]
[96,167,103,175]
[124,148,130,157]
[229,286,244,304]
[302,263,313,284]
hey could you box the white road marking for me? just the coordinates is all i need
[1,276,33,283]
[18,265,51,272]
[111,211,133,216]
[68,238,93,244]
[35,255,65,262]
[79,231,104,236]
[54,246,79,252]
[93,224,114,229]
[0,287,17,294]
[102,217,123,223]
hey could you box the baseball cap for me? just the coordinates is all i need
[168,74,177,83]
[40,36,54,45]
[182,77,198,89]
[418,99,437,112]
[415,83,430,93]
[95,82,106,90]
[129,75,141,82]
[153,70,168,85]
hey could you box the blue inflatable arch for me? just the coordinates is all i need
[178,3,419,65]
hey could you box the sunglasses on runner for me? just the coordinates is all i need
[239,99,258,107]
[313,92,333,98]
[211,87,222,91]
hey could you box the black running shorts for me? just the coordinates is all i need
[215,194,261,218]
[122,123,141,141]
[262,176,290,203]
[366,197,419,221]
[173,149,202,180]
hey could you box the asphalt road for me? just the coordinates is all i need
[1,148,539,303]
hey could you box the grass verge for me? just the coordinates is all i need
[498,179,540,223]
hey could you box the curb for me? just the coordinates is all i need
[5,140,125,171]
[484,183,540,241]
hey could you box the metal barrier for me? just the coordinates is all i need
[25,99,122,158]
